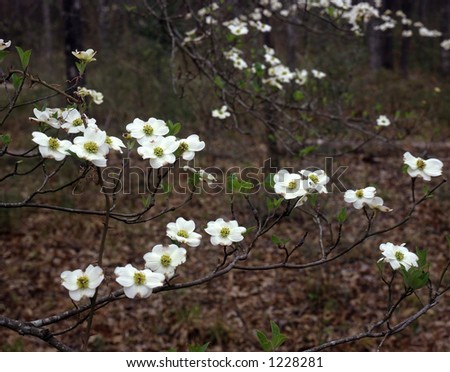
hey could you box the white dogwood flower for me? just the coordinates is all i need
[205,218,246,246]
[167,217,202,247]
[178,134,205,161]
[29,108,62,129]
[344,186,376,209]
[378,242,419,271]
[126,117,169,144]
[274,169,308,200]
[60,264,104,301]
[143,244,187,279]
[72,48,97,62]
[0,39,11,50]
[61,108,86,133]
[376,115,391,126]
[76,87,104,104]
[105,135,126,153]
[183,165,217,185]
[32,132,72,161]
[70,126,109,167]
[212,105,231,119]
[403,152,443,181]
[366,196,392,212]
[300,169,329,193]
[114,264,165,299]
[137,135,179,169]
[311,69,326,79]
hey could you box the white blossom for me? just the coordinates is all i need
[0,39,11,50]
[344,186,376,209]
[366,196,392,212]
[32,132,72,161]
[183,165,217,185]
[311,69,326,79]
[178,134,205,161]
[106,135,126,153]
[114,264,164,299]
[205,218,246,246]
[299,169,329,193]
[376,115,391,126]
[60,108,86,134]
[70,126,109,167]
[167,217,202,247]
[441,39,450,51]
[72,48,97,62]
[144,244,187,279]
[29,108,62,129]
[60,264,104,301]
[126,117,169,145]
[403,152,443,181]
[212,105,231,119]
[378,242,419,271]
[137,135,179,169]
[76,87,104,105]
[273,169,308,200]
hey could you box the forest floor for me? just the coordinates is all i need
[1,133,449,352]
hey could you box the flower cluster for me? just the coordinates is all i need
[60,215,247,300]
[274,168,329,202]
[127,117,205,169]
[31,107,125,166]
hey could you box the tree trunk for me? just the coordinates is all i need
[62,0,83,91]
[400,0,413,77]
[441,0,450,74]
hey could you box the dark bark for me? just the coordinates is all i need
[62,0,83,90]
[441,0,450,74]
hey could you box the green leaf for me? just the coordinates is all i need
[298,146,316,158]
[11,73,23,90]
[15,46,31,69]
[214,76,225,89]
[167,120,181,136]
[75,61,86,75]
[226,173,253,194]
[141,195,152,208]
[188,342,209,352]
[255,330,271,352]
[0,134,11,146]
[337,207,347,224]
[0,50,8,63]
[401,164,409,174]
[308,194,318,207]
[293,90,305,101]
[270,321,287,350]
[160,182,172,194]
[188,172,201,188]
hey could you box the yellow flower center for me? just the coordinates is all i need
[309,174,319,184]
[48,137,60,151]
[160,254,172,268]
[76,275,89,289]
[83,141,99,154]
[395,251,404,261]
[154,147,164,157]
[220,227,230,238]
[72,118,84,127]
[177,230,189,238]
[105,136,112,145]
[355,189,364,198]
[288,180,297,190]
[416,159,426,170]
[133,272,146,285]
[143,124,154,136]
[179,142,189,152]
